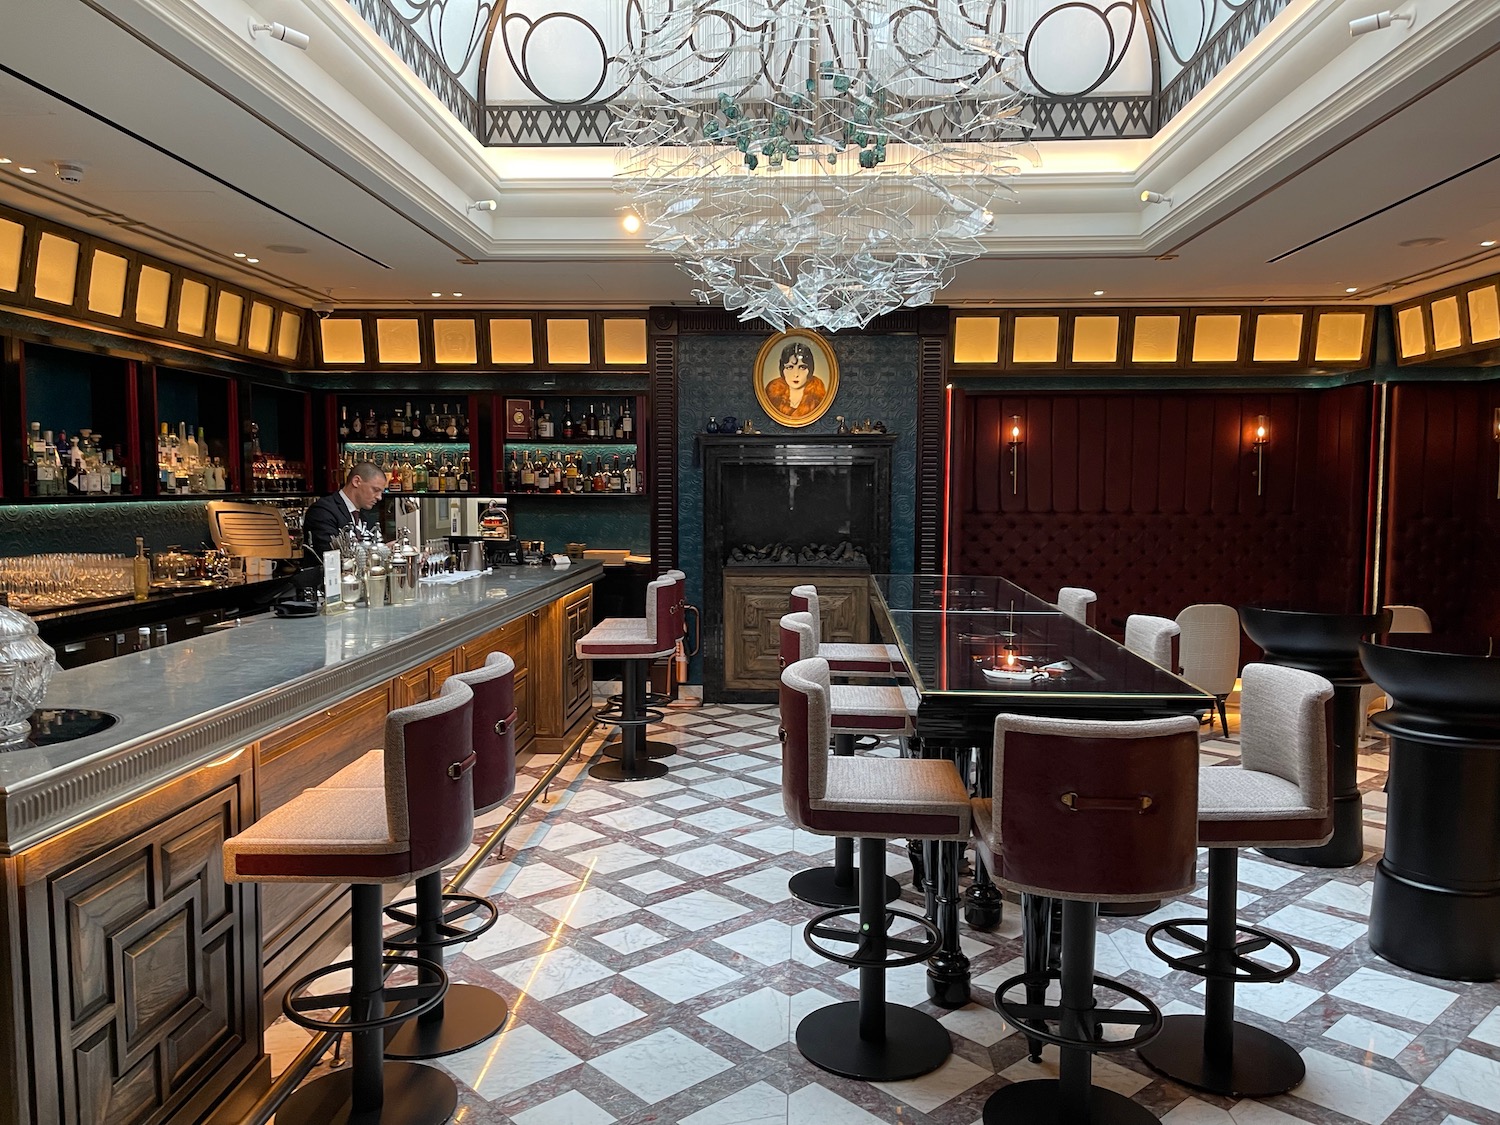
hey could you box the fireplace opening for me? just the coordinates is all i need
[728,540,869,566]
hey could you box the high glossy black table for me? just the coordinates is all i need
[1363,635,1500,981]
[870,575,1211,1007]
[1240,606,1390,868]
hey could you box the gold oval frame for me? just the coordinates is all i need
[753,329,840,429]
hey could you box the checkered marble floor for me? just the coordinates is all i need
[281,699,1500,1125]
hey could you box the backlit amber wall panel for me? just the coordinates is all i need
[34,232,80,305]
[952,316,1001,364]
[1012,316,1060,364]
[546,318,591,365]
[433,319,478,364]
[602,318,647,365]
[87,250,128,318]
[489,319,534,364]
[320,319,366,365]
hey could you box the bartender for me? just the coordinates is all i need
[303,461,387,561]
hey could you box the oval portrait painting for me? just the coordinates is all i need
[753,329,840,429]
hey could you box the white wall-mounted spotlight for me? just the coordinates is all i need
[249,20,311,50]
[1140,190,1172,205]
[470,200,498,212]
[1349,10,1414,36]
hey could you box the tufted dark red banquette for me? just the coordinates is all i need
[948,387,1373,660]
[1384,381,1500,637]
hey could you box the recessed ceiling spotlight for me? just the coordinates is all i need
[0,157,11,165]
[1483,240,1498,248]
[18,167,37,174]
[452,292,463,297]
[1093,290,1105,297]
[1140,190,1171,204]
[233,252,246,258]
[245,257,259,264]
[1349,9,1414,36]
[248,20,311,49]
[1346,287,1359,293]
[469,200,498,212]
[431,292,442,297]
[621,212,642,234]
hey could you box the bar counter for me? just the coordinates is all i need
[0,561,600,1125]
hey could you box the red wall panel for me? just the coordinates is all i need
[948,387,1373,642]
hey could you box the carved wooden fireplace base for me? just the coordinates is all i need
[722,566,872,697]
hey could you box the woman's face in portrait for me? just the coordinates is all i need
[781,347,813,390]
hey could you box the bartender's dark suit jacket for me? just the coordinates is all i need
[303,491,381,563]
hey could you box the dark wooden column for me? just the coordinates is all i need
[915,307,949,573]
[648,308,679,574]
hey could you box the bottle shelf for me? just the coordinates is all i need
[499,491,648,499]
[341,439,471,447]
[504,440,638,450]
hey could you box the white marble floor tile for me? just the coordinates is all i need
[679,1081,788,1125]
[501,862,578,900]
[1258,903,1367,949]
[1192,978,1321,1023]
[1436,1116,1482,1125]
[558,992,647,1036]
[1466,1006,1500,1047]
[1303,880,1374,916]
[439,1022,582,1101]
[749,766,784,785]
[1323,1014,1416,1059]
[673,767,717,781]
[646,889,751,931]
[998,1048,1151,1097]
[1293,1048,1417,1124]
[725,867,798,903]
[535,821,605,852]
[588,1028,733,1105]
[619,869,684,894]
[591,806,672,832]
[939,1002,1013,1047]
[700,986,790,1051]
[1423,1049,1500,1113]
[566,843,659,875]
[624,947,743,1002]
[787,1083,889,1125]
[836,961,932,1007]
[873,1051,991,1113]
[1237,858,1304,890]
[790,830,836,856]
[669,843,759,876]
[615,777,683,798]
[691,777,767,799]
[594,922,667,955]
[467,914,551,961]
[641,827,700,849]
[680,808,763,834]
[494,946,614,1001]
[511,1089,616,1125]
[533,887,639,928]
[735,826,799,855]
[715,918,798,966]
[1329,967,1459,1026]
[1162,1096,1310,1125]
[565,790,625,813]
[656,792,709,810]
[703,752,772,770]
[742,793,787,816]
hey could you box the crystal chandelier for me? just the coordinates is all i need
[614,0,1034,332]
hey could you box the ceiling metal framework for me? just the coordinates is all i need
[349,0,1291,144]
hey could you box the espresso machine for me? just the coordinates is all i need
[419,497,523,566]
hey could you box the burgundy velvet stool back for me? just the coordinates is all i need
[394,685,478,877]
[994,713,1201,902]
[446,651,518,815]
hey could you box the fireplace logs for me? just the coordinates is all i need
[728,541,870,566]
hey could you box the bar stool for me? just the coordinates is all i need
[781,657,970,1081]
[1138,662,1334,1097]
[974,711,1200,1125]
[779,611,909,907]
[577,572,682,781]
[1176,604,1241,738]
[601,569,687,761]
[222,684,477,1125]
[1124,614,1180,670]
[1056,586,1098,626]
[321,653,518,1059]
[789,583,904,676]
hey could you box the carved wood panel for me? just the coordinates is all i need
[493,615,535,748]
[21,758,257,1125]
[562,586,594,730]
[723,569,870,692]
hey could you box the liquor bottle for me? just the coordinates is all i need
[458,453,471,493]
[391,404,404,438]
[561,400,574,440]
[407,403,422,441]
[459,407,470,442]
[387,458,402,493]
[535,454,552,493]
[351,408,363,436]
[584,402,597,440]
[506,450,521,492]
[610,454,624,493]
[624,453,638,493]
[621,400,634,439]
[106,448,122,494]
[564,453,580,493]
[378,411,390,438]
[537,400,553,440]
[445,405,459,441]
[412,453,428,492]
[591,456,608,493]
[520,451,535,492]
[339,406,350,438]
[133,537,150,602]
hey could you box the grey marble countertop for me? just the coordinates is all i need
[0,562,601,854]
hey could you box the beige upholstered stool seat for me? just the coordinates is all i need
[828,683,920,733]
[322,750,384,788]
[818,757,969,834]
[224,786,406,879]
[790,584,905,675]
[575,616,675,658]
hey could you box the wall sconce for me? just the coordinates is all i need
[1252,414,1270,496]
[1493,406,1500,499]
[1007,415,1023,495]
[1349,10,1414,36]
[248,20,311,49]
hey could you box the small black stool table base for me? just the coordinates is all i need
[1138,1015,1305,1098]
[275,1062,457,1125]
[590,659,670,782]
[796,1001,950,1082]
[983,1078,1159,1125]
[602,737,674,760]
[590,756,668,782]
[385,986,510,1060]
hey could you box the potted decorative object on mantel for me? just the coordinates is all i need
[0,593,59,746]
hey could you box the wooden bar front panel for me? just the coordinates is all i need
[723,568,870,693]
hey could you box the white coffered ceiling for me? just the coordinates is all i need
[2,0,1498,314]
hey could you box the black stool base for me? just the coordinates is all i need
[983,1078,1158,1125]
[788,865,900,908]
[384,985,508,1060]
[590,757,668,782]
[275,1061,456,1125]
[1137,1014,1305,1097]
[601,737,674,760]
[796,1001,950,1081]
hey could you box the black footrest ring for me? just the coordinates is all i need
[607,691,671,708]
[995,970,1162,1052]
[593,705,666,726]
[803,906,940,969]
[383,892,500,950]
[283,955,448,1033]
[1143,917,1300,984]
